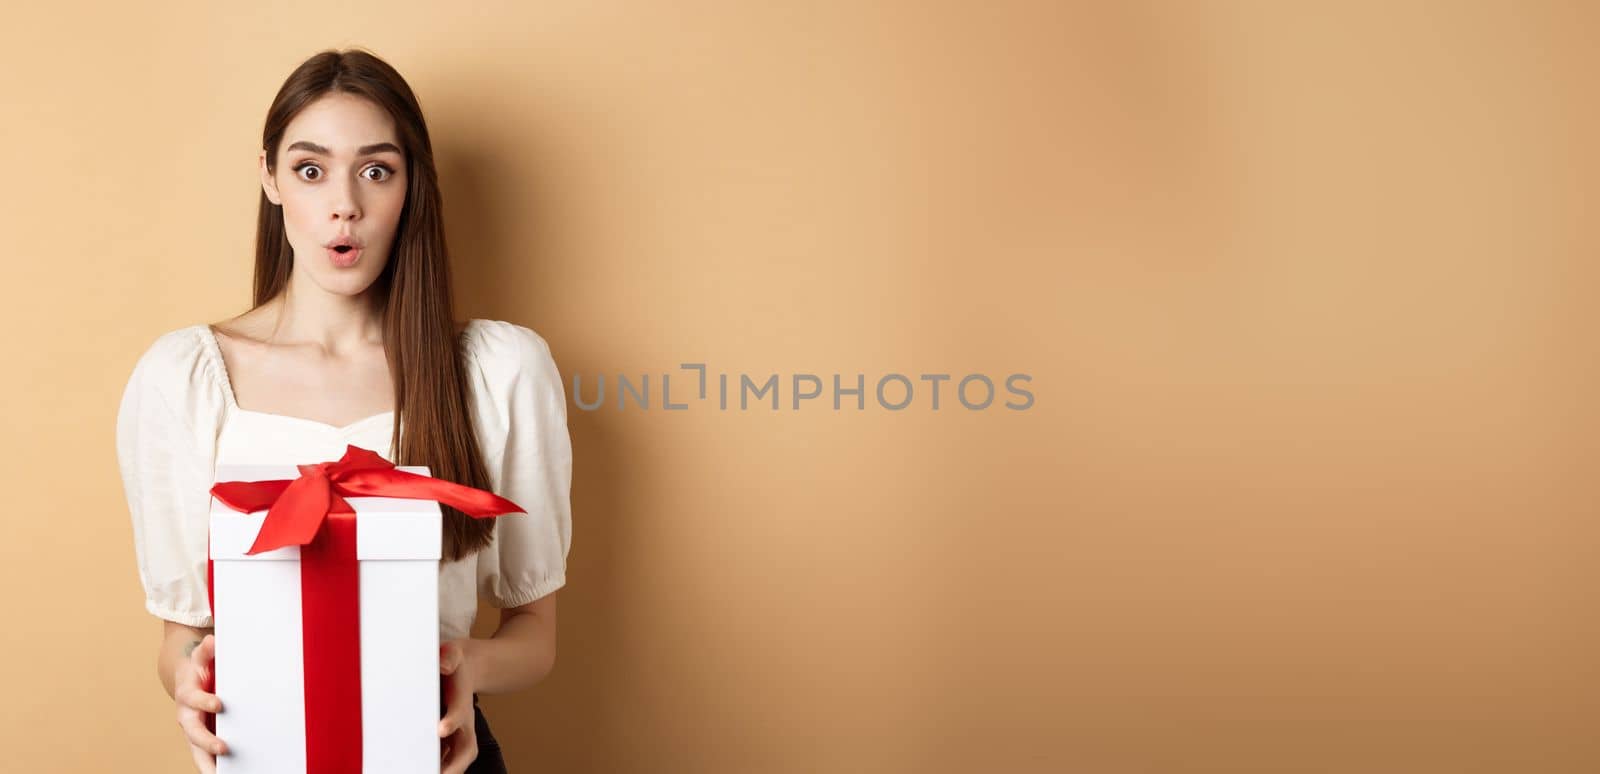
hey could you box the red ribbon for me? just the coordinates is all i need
[204,444,524,774]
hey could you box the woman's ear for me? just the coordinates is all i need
[259,150,282,206]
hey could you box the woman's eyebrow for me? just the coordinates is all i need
[285,140,402,156]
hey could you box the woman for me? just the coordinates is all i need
[114,48,573,773]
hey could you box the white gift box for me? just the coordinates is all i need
[210,463,441,774]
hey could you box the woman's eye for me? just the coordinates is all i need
[290,162,392,182]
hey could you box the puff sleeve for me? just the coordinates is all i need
[472,321,574,607]
[115,329,224,627]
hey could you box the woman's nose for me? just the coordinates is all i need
[330,181,360,220]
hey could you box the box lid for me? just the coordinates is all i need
[210,464,443,562]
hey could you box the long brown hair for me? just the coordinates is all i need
[253,47,494,561]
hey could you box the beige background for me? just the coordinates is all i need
[1,1,1595,772]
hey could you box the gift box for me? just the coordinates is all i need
[205,445,522,774]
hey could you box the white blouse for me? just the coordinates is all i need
[115,318,573,643]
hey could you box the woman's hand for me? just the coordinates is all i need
[173,633,228,773]
[439,639,479,774]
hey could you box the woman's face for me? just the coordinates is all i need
[259,92,407,295]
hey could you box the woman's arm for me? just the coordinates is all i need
[459,591,558,695]
[158,620,214,699]
[439,594,557,772]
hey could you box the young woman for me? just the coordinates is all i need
[114,48,573,774]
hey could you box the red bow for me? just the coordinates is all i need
[206,444,523,773]
[210,443,525,555]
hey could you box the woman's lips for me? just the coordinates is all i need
[327,245,362,268]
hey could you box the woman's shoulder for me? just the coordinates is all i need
[461,318,556,372]
[119,323,227,432]
[459,319,563,422]
[128,323,214,391]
